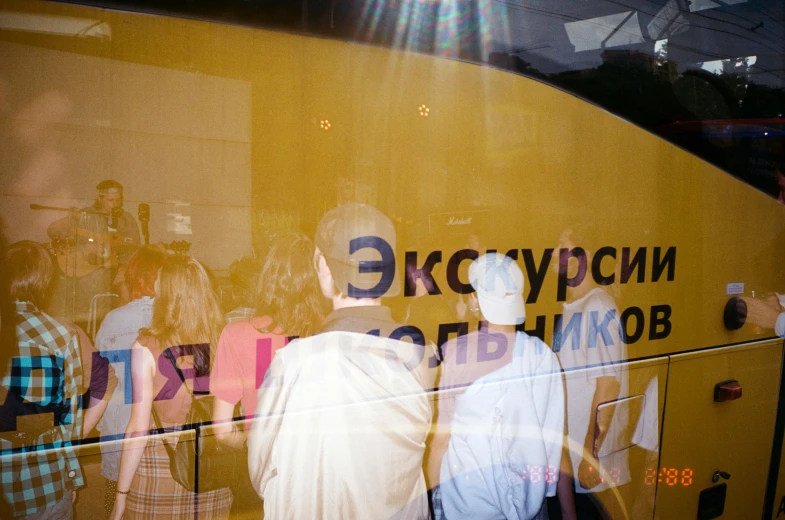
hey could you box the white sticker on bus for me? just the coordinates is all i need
[726,282,745,295]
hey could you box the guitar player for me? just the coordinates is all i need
[45,180,140,331]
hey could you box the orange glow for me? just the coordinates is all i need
[648,467,694,487]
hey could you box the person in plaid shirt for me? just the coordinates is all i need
[0,241,84,519]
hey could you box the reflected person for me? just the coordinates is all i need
[0,241,85,518]
[248,203,435,519]
[47,180,140,263]
[432,253,565,520]
[94,245,166,518]
[552,227,629,520]
[0,223,16,518]
[211,232,325,517]
[403,257,458,349]
[110,255,232,520]
[46,180,140,330]
[742,293,785,336]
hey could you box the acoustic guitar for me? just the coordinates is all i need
[48,238,192,278]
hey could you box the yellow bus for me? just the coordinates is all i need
[0,0,784,518]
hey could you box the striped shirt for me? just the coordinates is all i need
[0,302,84,517]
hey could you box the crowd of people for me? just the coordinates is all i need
[0,179,659,520]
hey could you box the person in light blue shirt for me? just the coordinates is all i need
[435,253,566,520]
[94,246,166,518]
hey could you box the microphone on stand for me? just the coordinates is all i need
[138,203,150,245]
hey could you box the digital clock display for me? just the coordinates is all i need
[458,465,694,487]
[644,467,694,487]
[584,466,624,485]
[520,465,559,483]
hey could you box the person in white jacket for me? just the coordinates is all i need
[247,203,435,520]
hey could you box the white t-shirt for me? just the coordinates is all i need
[775,311,785,337]
[556,288,630,493]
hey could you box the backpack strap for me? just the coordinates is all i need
[150,403,177,460]
[151,350,184,458]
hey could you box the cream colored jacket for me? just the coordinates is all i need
[248,328,435,520]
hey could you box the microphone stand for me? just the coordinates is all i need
[141,221,150,245]
[138,203,150,246]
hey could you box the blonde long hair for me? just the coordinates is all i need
[141,255,224,376]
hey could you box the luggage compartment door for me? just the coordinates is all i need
[657,340,783,519]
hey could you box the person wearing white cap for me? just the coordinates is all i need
[431,253,566,520]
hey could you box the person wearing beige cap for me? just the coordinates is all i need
[248,202,434,520]
[431,252,565,520]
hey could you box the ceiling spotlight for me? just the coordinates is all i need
[418,104,430,117]
[320,119,331,130]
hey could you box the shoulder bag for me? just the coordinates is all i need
[151,350,245,493]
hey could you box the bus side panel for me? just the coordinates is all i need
[766,341,785,519]
[567,358,669,520]
[656,341,783,519]
[772,446,785,519]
